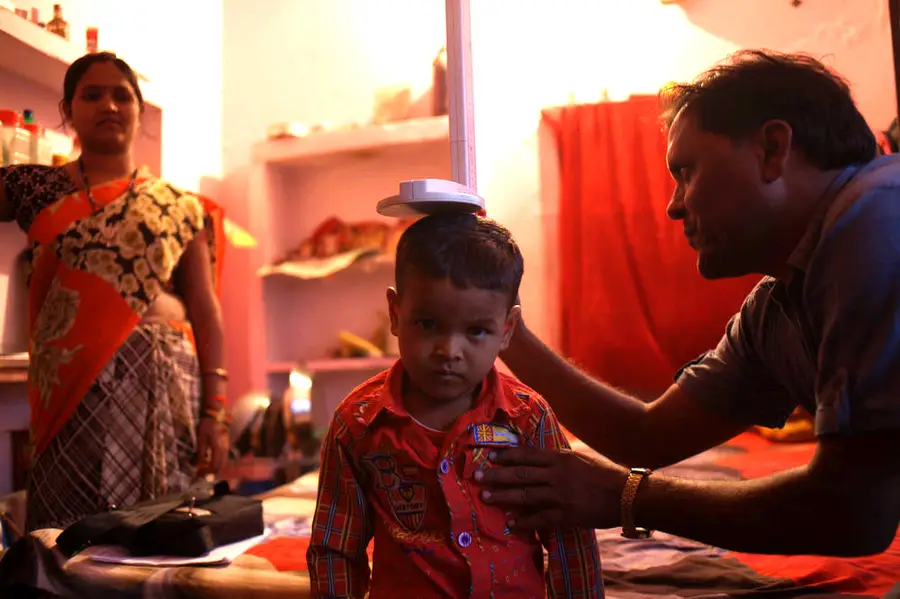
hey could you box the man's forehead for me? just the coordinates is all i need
[667,109,693,148]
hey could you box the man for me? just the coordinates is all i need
[478,50,900,557]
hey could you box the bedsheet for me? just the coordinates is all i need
[244,432,900,598]
[3,433,898,598]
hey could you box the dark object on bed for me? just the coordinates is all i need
[55,481,264,558]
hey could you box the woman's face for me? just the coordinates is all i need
[66,61,141,155]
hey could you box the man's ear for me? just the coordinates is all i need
[386,287,400,337]
[755,119,793,183]
[499,305,521,351]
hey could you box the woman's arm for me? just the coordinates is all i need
[177,230,227,399]
[177,229,229,473]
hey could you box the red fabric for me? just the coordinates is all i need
[718,432,900,596]
[544,97,758,393]
[306,362,602,598]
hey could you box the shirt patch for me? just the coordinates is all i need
[363,453,427,533]
[473,423,519,447]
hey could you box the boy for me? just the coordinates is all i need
[307,214,603,598]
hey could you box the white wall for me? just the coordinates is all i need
[221,0,894,351]
[470,0,895,348]
[222,0,446,173]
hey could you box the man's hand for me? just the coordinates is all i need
[474,447,629,531]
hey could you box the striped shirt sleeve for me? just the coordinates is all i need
[306,413,374,599]
[533,400,605,598]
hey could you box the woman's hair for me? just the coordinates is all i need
[59,52,144,120]
[659,49,876,171]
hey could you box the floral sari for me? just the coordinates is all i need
[22,170,224,530]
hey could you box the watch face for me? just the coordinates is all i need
[622,527,652,540]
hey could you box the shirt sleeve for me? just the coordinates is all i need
[306,413,374,599]
[673,282,799,429]
[532,399,604,599]
[805,187,900,435]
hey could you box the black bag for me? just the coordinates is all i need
[56,481,265,558]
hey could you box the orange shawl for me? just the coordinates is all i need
[26,173,225,456]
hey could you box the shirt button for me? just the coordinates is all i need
[457,531,472,548]
[439,459,450,474]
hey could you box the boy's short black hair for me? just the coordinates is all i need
[395,213,523,308]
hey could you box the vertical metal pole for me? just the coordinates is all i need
[445,0,477,192]
[891,0,900,125]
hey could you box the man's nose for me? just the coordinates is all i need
[666,193,686,221]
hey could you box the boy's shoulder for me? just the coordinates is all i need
[329,367,393,438]
[494,370,554,419]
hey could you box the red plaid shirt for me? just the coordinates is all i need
[307,361,604,598]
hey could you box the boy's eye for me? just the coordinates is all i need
[468,327,490,338]
[416,319,437,331]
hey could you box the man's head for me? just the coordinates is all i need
[388,213,523,403]
[661,50,876,279]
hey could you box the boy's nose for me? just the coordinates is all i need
[434,335,463,360]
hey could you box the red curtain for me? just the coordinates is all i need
[544,96,758,395]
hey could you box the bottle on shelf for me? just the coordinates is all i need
[46,4,70,40]
[0,110,31,167]
[86,27,99,53]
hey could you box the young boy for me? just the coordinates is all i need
[307,214,603,599]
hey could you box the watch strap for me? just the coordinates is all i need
[620,467,652,539]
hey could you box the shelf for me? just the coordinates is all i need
[252,116,450,167]
[0,353,28,384]
[0,9,162,111]
[258,250,393,280]
[267,356,396,375]
[306,356,396,373]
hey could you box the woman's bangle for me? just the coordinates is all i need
[202,405,232,424]
[204,393,228,407]
[203,368,229,381]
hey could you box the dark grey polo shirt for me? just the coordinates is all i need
[675,155,900,436]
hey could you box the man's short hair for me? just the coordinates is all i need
[660,50,876,170]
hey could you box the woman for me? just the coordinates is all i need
[0,53,230,531]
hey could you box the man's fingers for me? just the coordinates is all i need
[481,484,558,508]
[478,464,553,487]
[508,509,565,533]
[488,447,563,468]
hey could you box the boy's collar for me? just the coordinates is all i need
[358,360,530,427]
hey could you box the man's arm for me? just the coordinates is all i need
[635,430,900,556]
[306,416,374,599]
[481,429,900,556]
[501,324,748,468]
[532,402,604,598]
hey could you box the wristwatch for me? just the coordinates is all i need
[620,467,653,539]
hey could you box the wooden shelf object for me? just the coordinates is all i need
[0,8,162,110]
[252,116,450,168]
[267,356,396,375]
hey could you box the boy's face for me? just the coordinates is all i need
[387,275,519,404]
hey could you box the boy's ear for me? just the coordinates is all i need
[386,287,400,337]
[499,305,521,351]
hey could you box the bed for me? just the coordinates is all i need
[3,431,899,598]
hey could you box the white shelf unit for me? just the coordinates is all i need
[246,117,452,432]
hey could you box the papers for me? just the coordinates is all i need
[84,530,270,568]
